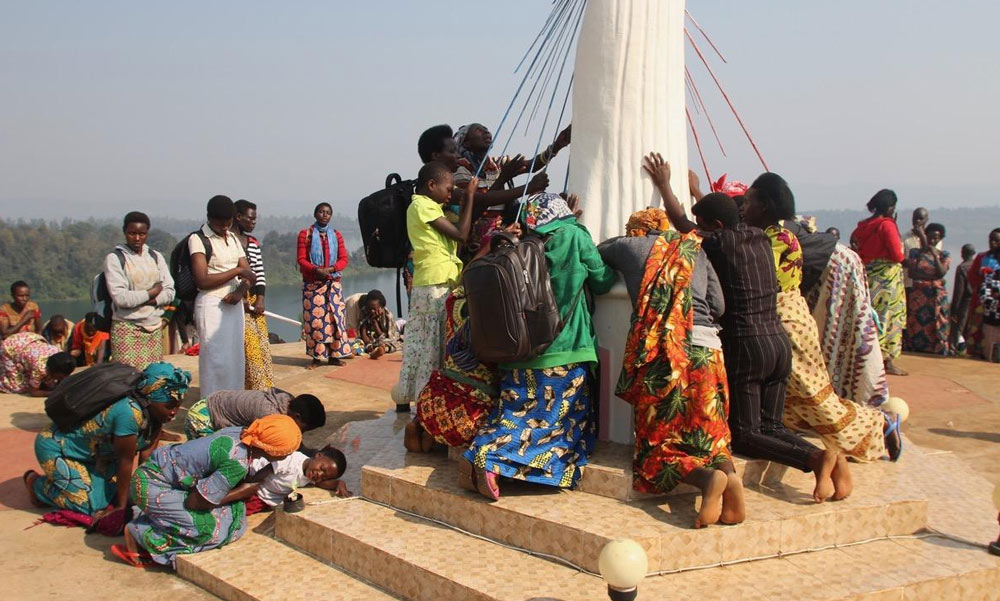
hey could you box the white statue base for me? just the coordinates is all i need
[592,282,635,444]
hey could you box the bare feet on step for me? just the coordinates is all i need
[403,419,424,452]
[809,448,838,503]
[720,471,746,525]
[831,454,853,500]
[694,470,728,528]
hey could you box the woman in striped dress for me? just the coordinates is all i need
[235,200,274,389]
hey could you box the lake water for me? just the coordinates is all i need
[39,270,407,343]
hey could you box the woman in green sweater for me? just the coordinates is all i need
[460,193,616,500]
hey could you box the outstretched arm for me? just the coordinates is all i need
[430,177,479,244]
[643,152,696,233]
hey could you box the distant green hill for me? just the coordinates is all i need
[0,217,374,301]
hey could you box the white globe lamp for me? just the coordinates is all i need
[881,397,910,423]
[598,539,649,601]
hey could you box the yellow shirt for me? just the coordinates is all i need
[406,194,462,287]
[764,225,804,292]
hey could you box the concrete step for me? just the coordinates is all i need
[273,498,1000,601]
[448,439,794,501]
[363,446,926,574]
[176,515,399,601]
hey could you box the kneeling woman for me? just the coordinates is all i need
[25,363,190,517]
[118,414,301,568]
[743,174,901,463]
[602,209,745,528]
[461,193,616,499]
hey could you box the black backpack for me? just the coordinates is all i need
[462,232,582,364]
[44,362,144,432]
[170,231,212,302]
[358,173,415,269]
[91,248,164,332]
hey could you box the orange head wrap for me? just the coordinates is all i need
[626,208,671,237]
[240,414,302,457]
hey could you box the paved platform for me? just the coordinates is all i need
[1,346,998,600]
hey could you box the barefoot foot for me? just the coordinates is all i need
[369,346,386,360]
[811,449,838,503]
[720,471,746,525]
[23,470,44,508]
[831,454,853,501]
[884,361,908,376]
[694,470,728,528]
[306,359,322,371]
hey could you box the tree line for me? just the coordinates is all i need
[0,218,376,301]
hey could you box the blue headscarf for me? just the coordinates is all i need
[309,222,338,277]
[136,362,191,404]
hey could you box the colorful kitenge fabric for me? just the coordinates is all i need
[416,287,500,447]
[301,279,352,360]
[465,363,595,488]
[33,398,151,514]
[616,230,733,493]
[184,398,214,439]
[359,308,403,354]
[964,251,1000,358]
[866,260,907,361]
[0,332,59,393]
[763,227,887,461]
[777,291,887,462]
[127,428,251,566]
[391,284,450,405]
[244,292,274,389]
[110,320,162,369]
[805,245,888,407]
[903,248,951,355]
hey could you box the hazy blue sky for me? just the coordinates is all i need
[2,1,997,220]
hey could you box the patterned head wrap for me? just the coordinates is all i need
[241,414,302,456]
[453,124,471,150]
[710,174,748,198]
[523,192,574,231]
[136,362,191,404]
[626,208,671,237]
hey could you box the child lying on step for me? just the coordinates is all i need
[242,445,351,514]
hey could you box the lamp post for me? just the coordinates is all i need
[598,539,649,601]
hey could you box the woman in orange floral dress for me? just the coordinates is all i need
[603,209,745,528]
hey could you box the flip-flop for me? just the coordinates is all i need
[883,411,903,461]
[478,470,500,501]
[110,543,155,568]
[22,470,45,508]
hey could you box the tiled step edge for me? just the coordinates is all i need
[177,526,399,601]
[275,498,999,601]
[360,463,927,574]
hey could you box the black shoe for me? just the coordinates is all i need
[395,403,411,413]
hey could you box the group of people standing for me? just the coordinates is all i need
[391,121,935,528]
[852,201,1000,366]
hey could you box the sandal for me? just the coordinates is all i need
[458,458,500,501]
[883,411,903,461]
[110,543,155,568]
[23,470,45,508]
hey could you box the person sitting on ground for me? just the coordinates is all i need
[0,332,74,396]
[741,172,901,464]
[117,414,301,568]
[343,291,366,334]
[24,363,189,519]
[600,208,746,528]
[392,162,477,413]
[69,312,110,366]
[903,222,951,355]
[850,190,909,376]
[41,315,73,351]
[0,281,41,340]
[950,243,977,353]
[358,289,402,359]
[461,192,616,501]
[644,152,849,503]
[242,445,351,515]
[184,387,326,441]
